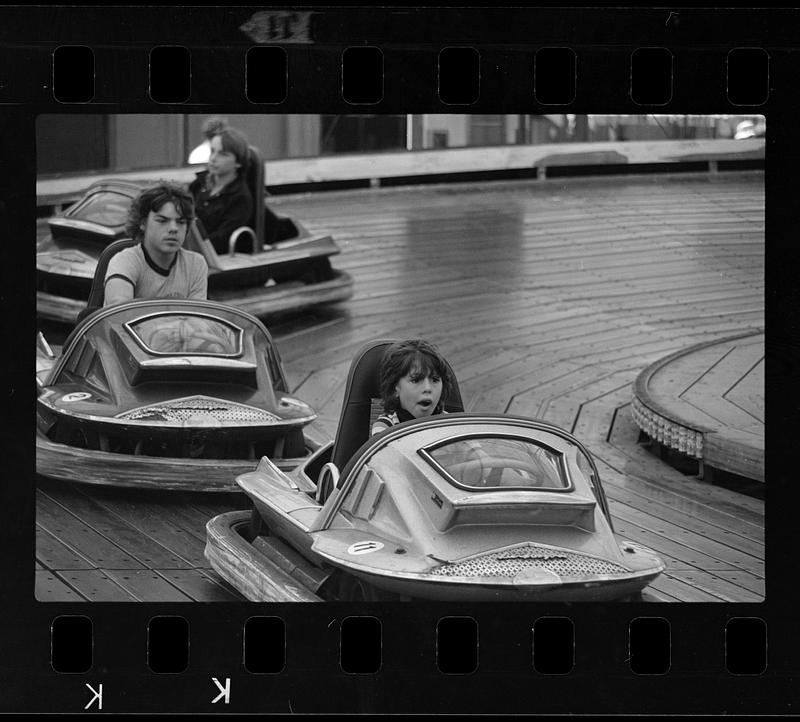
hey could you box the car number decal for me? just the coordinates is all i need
[347,541,384,555]
[61,392,92,403]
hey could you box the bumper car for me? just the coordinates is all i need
[36,288,321,492]
[37,145,353,325]
[205,340,664,601]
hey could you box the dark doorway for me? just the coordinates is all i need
[320,115,406,154]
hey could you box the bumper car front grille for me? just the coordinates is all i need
[430,544,629,578]
[117,396,280,424]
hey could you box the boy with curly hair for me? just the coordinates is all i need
[104,181,208,306]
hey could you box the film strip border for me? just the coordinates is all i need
[51,613,766,676]
[0,6,790,109]
[3,5,791,715]
[5,43,771,108]
[36,609,775,713]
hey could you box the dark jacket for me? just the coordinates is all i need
[190,170,254,254]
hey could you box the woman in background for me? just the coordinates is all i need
[188,115,229,165]
[189,127,253,255]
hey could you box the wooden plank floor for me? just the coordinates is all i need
[36,171,765,602]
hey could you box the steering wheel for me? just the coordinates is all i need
[189,338,226,353]
[459,447,488,486]
[497,459,547,487]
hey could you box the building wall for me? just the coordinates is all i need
[36,115,109,174]
[469,115,506,146]
[186,114,291,160]
[420,115,470,148]
[286,114,321,157]
[319,115,406,154]
[36,114,758,177]
[186,115,322,159]
[111,115,185,170]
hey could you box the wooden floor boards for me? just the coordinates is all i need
[36,171,764,602]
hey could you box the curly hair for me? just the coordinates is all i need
[125,182,196,241]
[379,339,454,414]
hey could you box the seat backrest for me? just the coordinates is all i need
[330,339,465,471]
[184,219,222,271]
[76,237,138,322]
[243,145,265,252]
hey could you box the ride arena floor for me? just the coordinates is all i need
[36,171,765,602]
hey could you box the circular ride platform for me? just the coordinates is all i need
[632,331,764,482]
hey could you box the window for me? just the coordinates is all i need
[126,314,243,356]
[320,115,406,154]
[70,191,132,227]
[422,435,567,491]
